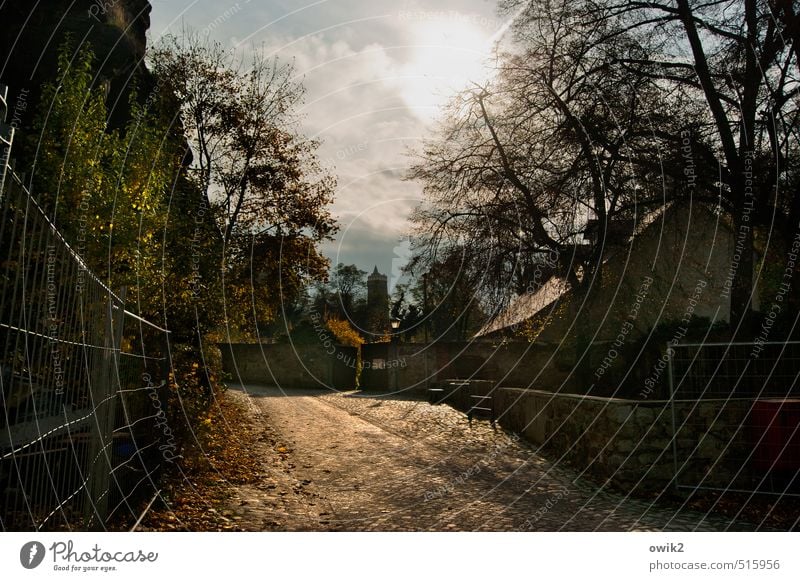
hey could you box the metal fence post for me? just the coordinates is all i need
[84,288,125,529]
[668,344,679,493]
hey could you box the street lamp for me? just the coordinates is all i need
[389,318,401,392]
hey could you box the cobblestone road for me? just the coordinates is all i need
[226,385,762,531]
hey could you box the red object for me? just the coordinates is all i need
[751,399,800,471]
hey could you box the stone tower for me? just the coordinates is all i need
[366,266,389,338]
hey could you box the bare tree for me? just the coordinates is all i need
[613,0,798,329]
[408,0,680,315]
[411,0,799,331]
[150,31,235,224]
[501,0,800,329]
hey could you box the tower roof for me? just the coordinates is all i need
[368,265,387,281]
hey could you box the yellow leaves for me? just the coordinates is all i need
[325,318,365,347]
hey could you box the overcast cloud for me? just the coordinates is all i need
[149,0,505,287]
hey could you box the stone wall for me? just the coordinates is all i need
[365,342,567,394]
[220,343,357,390]
[531,204,742,347]
[494,388,756,492]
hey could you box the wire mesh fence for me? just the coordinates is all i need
[668,341,800,496]
[1,155,172,529]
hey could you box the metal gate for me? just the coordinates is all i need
[668,341,800,496]
[360,343,390,390]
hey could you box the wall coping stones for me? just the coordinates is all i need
[497,387,758,406]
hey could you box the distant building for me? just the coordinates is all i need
[366,266,389,338]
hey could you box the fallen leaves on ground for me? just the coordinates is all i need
[685,491,800,531]
[137,390,265,531]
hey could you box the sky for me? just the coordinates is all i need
[148,0,510,290]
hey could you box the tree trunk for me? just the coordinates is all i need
[728,169,756,334]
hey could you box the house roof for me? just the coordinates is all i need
[474,202,740,340]
[475,276,570,337]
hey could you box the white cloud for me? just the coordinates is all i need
[149,0,500,272]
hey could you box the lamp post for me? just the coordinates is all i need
[390,318,401,392]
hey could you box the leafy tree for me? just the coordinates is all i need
[27,41,116,254]
[150,31,338,337]
[27,41,182,315]
[390,284,424,342]
[25,39,226,411]
[309,263,369,326]
[407,250,486,342]
[331,263,367,315]
[326,317,365,348]
[326,317,365,386]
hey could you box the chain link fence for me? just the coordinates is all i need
[668,341,800,496]
[1,85,172,530]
